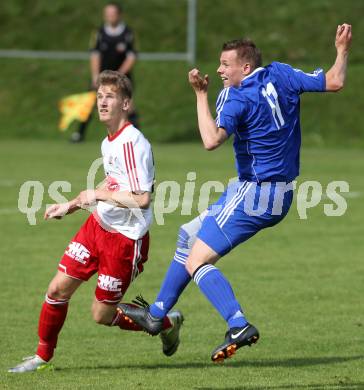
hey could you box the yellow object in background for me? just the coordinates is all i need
[58,91,96,131]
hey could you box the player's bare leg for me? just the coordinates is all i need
[91,298,143,331]
[92,295,183,356]
[9,274,151,373]
[47,270,83,299]
[184,237,220,274]
[92,299,118,325]
[8,271,82,373]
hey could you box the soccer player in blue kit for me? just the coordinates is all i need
[120,24,352,362]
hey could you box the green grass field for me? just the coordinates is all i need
[0,140,363,389]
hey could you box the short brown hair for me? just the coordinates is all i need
[222,39,262,69]
[97,70,132,99]
[105,2,122,13]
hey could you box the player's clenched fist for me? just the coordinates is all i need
[335,24,352,52]
[188,68,209,93]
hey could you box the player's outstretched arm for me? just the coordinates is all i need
[45,188,150,220]
[325,24,352,92]
[188,68,228,150]
[110,190,151,210]
[76,188,151,210]
[44,198,80,220]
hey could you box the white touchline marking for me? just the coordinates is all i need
[296,191,362,200]
[0,208,19,215]
[0,180,18,187]
[334,191,361,199]
[153,191,362,209]
[154,191,363,205]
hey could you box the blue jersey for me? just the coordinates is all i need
[216,62,326,182]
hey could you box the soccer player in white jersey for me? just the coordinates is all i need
[119,24,352,362]
[9,70,183,373]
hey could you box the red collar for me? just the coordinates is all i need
[107,122,131,141]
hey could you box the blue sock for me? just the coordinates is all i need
[193,264,248,329]
[149,251,191,318]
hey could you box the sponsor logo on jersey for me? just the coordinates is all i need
[65,242,90,264]
[98,274,122,292]
[106,175,120,191]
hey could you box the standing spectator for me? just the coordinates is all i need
[71,2,138,143]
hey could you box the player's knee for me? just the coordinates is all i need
[186,255,213,277]
[46,281,72,301]
[177,221,199,250]
[185,258,195,276]
[177,225,190,250]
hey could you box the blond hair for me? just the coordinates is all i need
[97,70,132,99]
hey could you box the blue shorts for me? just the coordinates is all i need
[197,180,293,256]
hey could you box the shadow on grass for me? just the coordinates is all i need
[58,355,364,371]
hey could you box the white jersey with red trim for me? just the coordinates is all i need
[96,122,154,240]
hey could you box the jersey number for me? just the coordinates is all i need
[261,82,285,130]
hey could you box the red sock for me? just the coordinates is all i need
[36,295,69,361]
[111,307,143,331]
[111,305,172,331]
[162,316,172,330]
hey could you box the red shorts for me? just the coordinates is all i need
[59,214,149,304]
